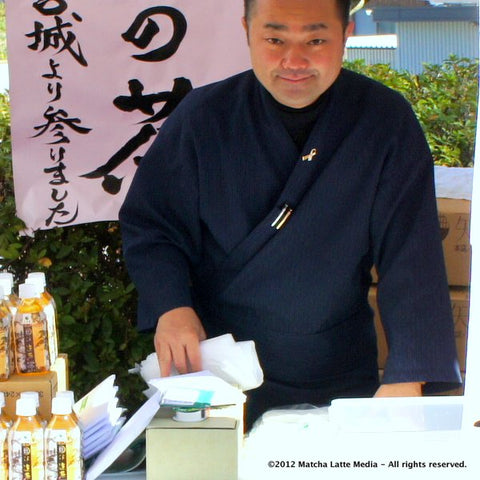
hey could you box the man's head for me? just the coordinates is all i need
[242,0,354,108]
[244,0,352,29]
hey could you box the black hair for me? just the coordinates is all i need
[244,0,352,28]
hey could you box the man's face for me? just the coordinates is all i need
[243,0,354,108]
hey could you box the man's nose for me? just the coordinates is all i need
[281,44,309,70]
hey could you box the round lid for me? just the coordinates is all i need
[20,391,40,408]
[172,408,208,423]
[18,283,41,300]
[16,398,37,417]
[51,397,72,415]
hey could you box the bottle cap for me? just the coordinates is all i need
[51,397,72,415]
[0,273,14,287]
[18,283,41,300]
[0,279,11,296]
[26,272,47,288]
[16,398,37,417]
[20,391,40,408]
[56,390,75,406]
[25,277,45,293]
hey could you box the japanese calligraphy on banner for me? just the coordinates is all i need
[5,0,250,232]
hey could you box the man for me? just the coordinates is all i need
[119,0,461,428]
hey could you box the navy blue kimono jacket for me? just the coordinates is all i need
[119,69,461,425]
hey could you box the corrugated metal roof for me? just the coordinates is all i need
[366,0,430,7]
[346,34,398,48]
[373,5,477,21]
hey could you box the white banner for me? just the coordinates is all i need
[5,0,250,231]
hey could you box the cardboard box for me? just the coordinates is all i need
[450,287,470,373]
[437,198,471,286]
[146,408,240,480]
[371,198,471,287]
[51,353,69,391]
[369,286,469,372]
[0,354,69,420]
[0,370,57,420]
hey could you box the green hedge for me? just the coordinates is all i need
[344,56,478,168]
[0,57,477,413]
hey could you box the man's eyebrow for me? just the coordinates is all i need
[263,22,329,32]
[303,23,328,32]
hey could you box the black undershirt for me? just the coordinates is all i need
[266,89,331,151]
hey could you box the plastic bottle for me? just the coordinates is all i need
[45,396,83,480]
[0,277,19,315]
[0,286,12,381]
[0,392,10,480]
[26,272,58,365]
[0,278,18,378]
[8,397,44,480]
[13,283,51,375]
[0,393,11,428]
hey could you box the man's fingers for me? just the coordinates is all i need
[185,341,202,372]
[170,341,189,374]
[156,337,202,375]
[154,307,205,376]
[155,337,172,377]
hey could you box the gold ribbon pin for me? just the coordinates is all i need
[302,148,317,162]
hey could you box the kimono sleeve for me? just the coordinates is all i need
[370,104,461,392]
[119,109,201,331]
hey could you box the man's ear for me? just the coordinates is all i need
[344,20,355,44]
[242,16,250,44]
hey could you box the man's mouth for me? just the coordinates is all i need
[277,71,315,84]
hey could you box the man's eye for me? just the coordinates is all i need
[308,39,325,46]
[266,38,283,45]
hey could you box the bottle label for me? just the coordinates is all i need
[14,312,50,374]
[9,429,44,480]
[23,324,37,372]
[21,445,32,479]
[0,324,10,380]
[56,442,67,480]
[45,428,83,480]
[0,428,8,480]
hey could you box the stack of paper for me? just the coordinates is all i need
[135,333,264,397]
[74,375,126,460]
[150,370,247,408]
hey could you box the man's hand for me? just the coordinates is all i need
[155,306,207,377]
[374,382,424,397]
